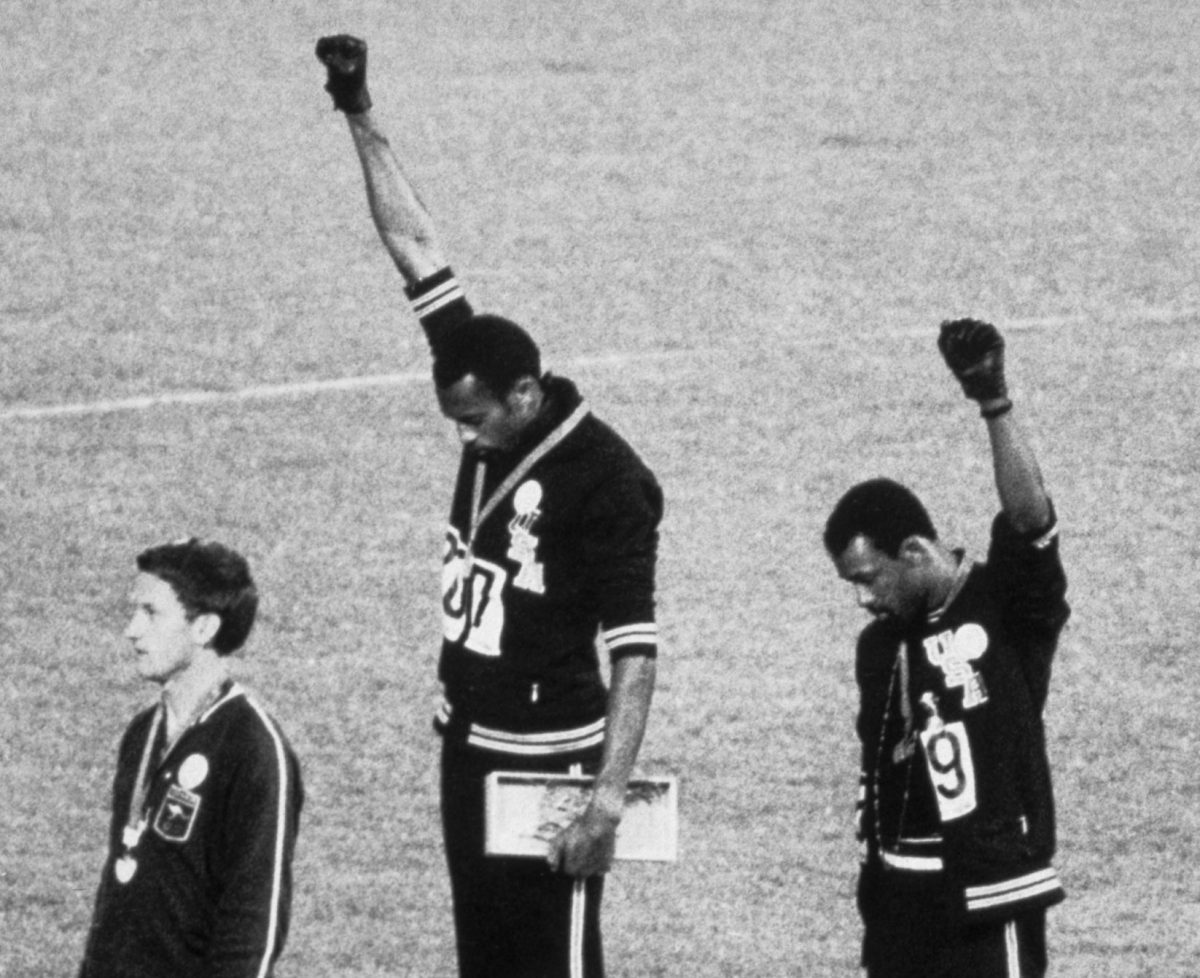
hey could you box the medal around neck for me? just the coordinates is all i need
[115,855,138,884]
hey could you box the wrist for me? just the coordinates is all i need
[589,785,626,823]
[335,91,372,115]
[980,397,1013,420]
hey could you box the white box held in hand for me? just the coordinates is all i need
[484,772,678,862]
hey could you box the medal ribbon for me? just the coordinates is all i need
[465,400,589,560]
[120,680,231,851]
[122,705,164,849]
[874,644,919,861]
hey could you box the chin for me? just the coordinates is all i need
[134,661,161,682]
[872,608,911,627]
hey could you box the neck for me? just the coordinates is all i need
[162,652,229,737]
[924,547,967,618]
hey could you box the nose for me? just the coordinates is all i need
[854,585,875,610]
[456,424,478,446]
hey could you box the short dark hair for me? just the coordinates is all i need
[136,539,258,655]
[824,478,938,558]
[431,314,542,396]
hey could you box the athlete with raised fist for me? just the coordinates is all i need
[824,320,1070,978]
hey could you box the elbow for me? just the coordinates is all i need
[1002,495,1055,538]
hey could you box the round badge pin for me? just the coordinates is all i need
[513,480,543,515]
[177,754,210,790]
[953,623,989,660]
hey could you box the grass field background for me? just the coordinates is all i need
[3,0,1199,975]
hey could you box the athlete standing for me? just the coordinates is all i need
[824,320,1070,977]
[316,36,662,978]
[79,539,303,978]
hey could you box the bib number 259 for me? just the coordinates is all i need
[919,721,978,822]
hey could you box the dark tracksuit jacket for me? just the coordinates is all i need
[80,684,303,978]
[855,510,1069,944]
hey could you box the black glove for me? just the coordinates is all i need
[316,35,372,114]
[937,318,1008,403]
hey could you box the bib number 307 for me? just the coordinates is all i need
[919,721,978,822]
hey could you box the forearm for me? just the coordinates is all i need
[985,407,1051,535]
[346,111,447,284]
[939,319,1053,535]
[590,654,656,818]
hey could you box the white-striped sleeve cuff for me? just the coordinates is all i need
[406,267,470,325]
[602,623,658,658]
[965,867,1063,913]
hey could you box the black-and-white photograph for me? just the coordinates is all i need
[3,2,1197,976]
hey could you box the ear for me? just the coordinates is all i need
[897,535,935,566]
[189,612,222,649]
[508,375,542,413]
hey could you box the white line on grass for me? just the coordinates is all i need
[884,306,1199,339]
[5,304,1196,422]
[0,348,716,422]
